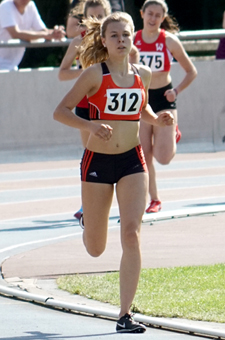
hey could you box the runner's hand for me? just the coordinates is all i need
[157,111,174,126]
[91,123,113,141]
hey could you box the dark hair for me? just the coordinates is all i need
[69,0,111,20]
[141,0,179,33]
[83,0,111,18]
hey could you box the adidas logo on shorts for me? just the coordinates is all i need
[89,171,98,177]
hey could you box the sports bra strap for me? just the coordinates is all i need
[101,62,110,74]
[101,62,140,76]
[131,64,139,75]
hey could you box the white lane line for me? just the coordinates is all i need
[2,205,225,253]
[1,183,225,206]
[0,195,80,205]
[0,206,120,223]
[0,211,76,223]
[1,193,225,223]
[142,204,225,222]
[0,167,79,175]
[1,170,225,184]
[0,175,225,192]
[0,232,81,254]
[0,185,80,194]
[0,223,120,254]
[0,177,79,184]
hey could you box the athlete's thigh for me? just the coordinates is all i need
[139,119,153,155]
[82,181,114,245]
[153,109,177,160]
[116,172,148,231]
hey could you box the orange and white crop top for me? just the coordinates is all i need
[88,63,145,121]
[134,29,173,72]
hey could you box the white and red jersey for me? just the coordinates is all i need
[134,29,173,72]
[88,63,145,121]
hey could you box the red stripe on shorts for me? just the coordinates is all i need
[135,145,147,172]
[81,149,94,181]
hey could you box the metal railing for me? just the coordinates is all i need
[177,29,225,40]
[0,38,73,48]
[0,29,225,49]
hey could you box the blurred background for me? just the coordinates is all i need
[0,0,224,67]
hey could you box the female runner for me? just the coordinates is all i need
[54,12,173,332]
[134,0,197,213]
[59,0,138,219]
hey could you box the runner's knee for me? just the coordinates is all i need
[154,150,175,165]
[85,242,106,257]
[121,224,140,250]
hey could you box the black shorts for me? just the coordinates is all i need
[75,106,90,121]
[148,83,177,113]
[80,145,147,184]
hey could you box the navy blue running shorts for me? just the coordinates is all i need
[80,145,147,184]
[148,82,177,113]
[75,106,90,120]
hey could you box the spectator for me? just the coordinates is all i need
[0,0,65,70]
[216,11,225,60]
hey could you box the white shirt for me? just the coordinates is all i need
[0,0,46,70]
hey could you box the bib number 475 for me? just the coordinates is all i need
[139,52,164,71]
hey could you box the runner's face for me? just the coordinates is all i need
[86,5,106,20]
[102,21,133,58]
[141,4,165,31]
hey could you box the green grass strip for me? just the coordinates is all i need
[57,263,225,322]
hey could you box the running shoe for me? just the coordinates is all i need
[74,206,83,220]
[176,124,182,143]
[116,313,146,333]
[79,213,84,229]
[145,200,161,213]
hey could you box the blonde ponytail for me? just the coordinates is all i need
[78,17,109,69]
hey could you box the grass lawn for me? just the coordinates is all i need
[57,263,225,323]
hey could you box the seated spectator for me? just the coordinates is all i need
[216,11,225,60]
[0,0,65,70]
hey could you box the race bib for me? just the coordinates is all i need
[104,89,142,115]
[139,52,164,72]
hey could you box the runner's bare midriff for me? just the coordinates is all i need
[86,120,140,154]
[150,71,172,89]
